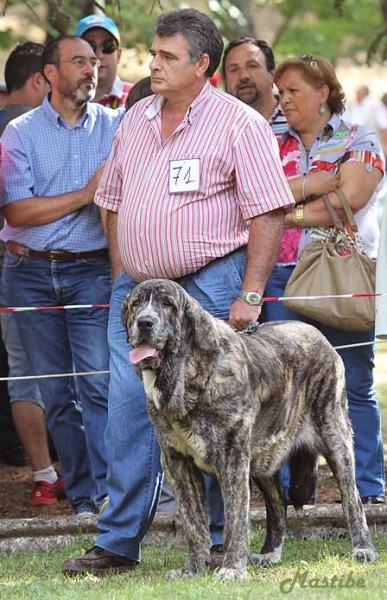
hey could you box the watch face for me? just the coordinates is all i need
[246,293,261,305]
[239,291,263,305]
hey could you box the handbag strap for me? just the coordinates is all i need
[322,194,344,229]
[322,189,358,233]
[332,188,358,233]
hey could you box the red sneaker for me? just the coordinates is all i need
[31,475,65,506]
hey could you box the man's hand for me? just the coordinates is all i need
[83,161,107,204]
[229,297,261,331]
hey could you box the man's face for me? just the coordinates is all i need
[82,28,121,94]
[149,34,204,98]
[52,38,99,105]
[224,43,273,106]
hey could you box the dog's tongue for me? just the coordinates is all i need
[129,343,159,364]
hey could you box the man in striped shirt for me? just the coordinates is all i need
[63,8,294,576]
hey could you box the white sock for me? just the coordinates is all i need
[33,465,58,484]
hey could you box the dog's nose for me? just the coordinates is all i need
[137,316,154,331]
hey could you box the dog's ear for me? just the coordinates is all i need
[183,293,220,355]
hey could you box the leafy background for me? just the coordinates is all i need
[1,1,387,65]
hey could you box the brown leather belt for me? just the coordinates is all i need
[6,241,108,262]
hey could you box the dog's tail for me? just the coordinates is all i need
[288,448,318,509]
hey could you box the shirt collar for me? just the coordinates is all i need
[145,79,213,123]
[43,93,92,128]
[283,113,340,143]
[99,76,124,102]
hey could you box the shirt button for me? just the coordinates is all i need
[140,233,144,238]
[145,261,150,266]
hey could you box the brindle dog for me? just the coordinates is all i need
[122,278,378,580]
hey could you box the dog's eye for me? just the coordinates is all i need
[131,299,140,307]
[161,297,173,307]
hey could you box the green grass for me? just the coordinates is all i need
[1,533,387,599]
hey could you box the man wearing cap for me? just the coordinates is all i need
[75,15,133,108]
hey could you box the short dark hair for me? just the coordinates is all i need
[42,35,81,71]
[222,38,275,79]
[4,41,45,93]
[155,9,223,78]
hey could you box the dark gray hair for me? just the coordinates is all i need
[155,9,223,78]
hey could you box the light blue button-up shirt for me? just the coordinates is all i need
[0,95,123,252]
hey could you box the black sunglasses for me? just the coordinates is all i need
[86,41,118,55]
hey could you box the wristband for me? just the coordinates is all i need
[301,176,307,201]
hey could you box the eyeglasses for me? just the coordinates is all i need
[58,57,101,69]
[86,41,119,55]
[298,54,318,68]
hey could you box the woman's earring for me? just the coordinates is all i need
[319,105,327,115]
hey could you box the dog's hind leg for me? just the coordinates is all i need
[288,447,319,509]
[160,446,212,579]
[321,417,378,563]
[249,472,287,567]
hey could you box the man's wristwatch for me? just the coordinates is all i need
[239,291,264,306]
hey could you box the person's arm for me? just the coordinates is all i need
[228,207,285,330]
[2,162,106,228]
[285,161,382,228]
[287,171,340,204]
[106,209,125,281]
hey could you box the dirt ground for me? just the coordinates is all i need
[0,461,342,520]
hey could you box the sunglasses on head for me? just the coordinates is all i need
[298,54,319,68]
[86,41,118,55]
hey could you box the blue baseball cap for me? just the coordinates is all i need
[75,15,121,45]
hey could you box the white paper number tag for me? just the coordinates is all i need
[169,158,200,193]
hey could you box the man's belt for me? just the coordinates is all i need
[6,241,108,262]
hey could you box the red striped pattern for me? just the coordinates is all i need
[95,81,294,281]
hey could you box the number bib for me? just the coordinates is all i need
[169,158,200,193]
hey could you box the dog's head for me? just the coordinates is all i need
[122,279,220,370]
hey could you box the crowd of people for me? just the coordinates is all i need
[0,7,385,576]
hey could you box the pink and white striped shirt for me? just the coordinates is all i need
[95,81,294,281]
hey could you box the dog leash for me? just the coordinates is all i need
[239,322,260,334]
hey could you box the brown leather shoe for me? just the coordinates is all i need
[210,544,224,568]
[62,546,138,575]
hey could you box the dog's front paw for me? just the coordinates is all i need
[249,551,282,568]
[352,547,379,563]
[214,567,248,580]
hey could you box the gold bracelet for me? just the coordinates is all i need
[301,176,307,200]
[295,203,305,225]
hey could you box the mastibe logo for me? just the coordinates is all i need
[280,570,366,593]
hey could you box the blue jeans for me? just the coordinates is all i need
[2,250,111,511]
[0,279,43,407]
[262,264,385,498]
[97,248,247,561]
